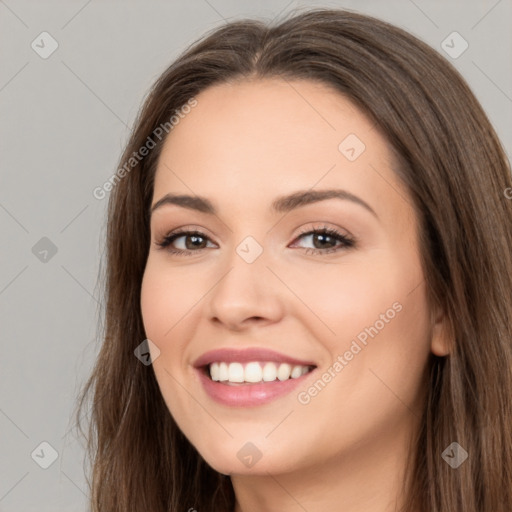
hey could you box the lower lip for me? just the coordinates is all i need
[195,367,314,407]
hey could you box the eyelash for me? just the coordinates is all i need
[155,225,355,257]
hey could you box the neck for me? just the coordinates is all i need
[231,416,420,512]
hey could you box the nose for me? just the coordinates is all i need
[207,248,285,331]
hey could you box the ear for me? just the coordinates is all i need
[430,302,452,357]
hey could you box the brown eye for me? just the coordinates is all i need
[292,227,355,255]
[182,234,208,250]
[156,230,216,255]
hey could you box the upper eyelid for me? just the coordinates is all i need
[161,225,217,240]
[153,212,355,239]
[161,225,347,239]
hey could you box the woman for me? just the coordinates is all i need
[78,7,512,511]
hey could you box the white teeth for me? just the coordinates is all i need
[244,362,263,383]
[277,363,291,381]
[262,362,277,381]
[210,362,220,381]
[208,361,312,383]
[228,362,244,382]
[290,365,304,379]
[219,362,229,381]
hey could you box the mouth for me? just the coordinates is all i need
[193,348,317,406]
[202,361,316,385]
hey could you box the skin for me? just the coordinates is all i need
[140,78,450,512]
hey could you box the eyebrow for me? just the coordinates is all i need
[150,189,378,219]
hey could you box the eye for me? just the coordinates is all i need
[290,225,355,255]
[155,229,216,256]
[154,224,355,256]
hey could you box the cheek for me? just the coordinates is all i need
[290,248,431,403]
[140,260,205,429]
[304,268,431,426]
[140,259,204,343]
[277,253,406,343]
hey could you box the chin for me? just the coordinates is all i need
[193,436,306,477]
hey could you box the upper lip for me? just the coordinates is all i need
[193,348,317,368]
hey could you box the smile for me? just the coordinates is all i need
[193,347,317,406]
[208,361,313,384]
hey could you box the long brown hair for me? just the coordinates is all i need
[77,7,512,511]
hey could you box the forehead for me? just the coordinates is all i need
[152,78,409,226]
[157,78,375,168]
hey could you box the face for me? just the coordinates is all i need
[140,78,448,476]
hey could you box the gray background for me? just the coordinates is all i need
[1,0,510,510]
